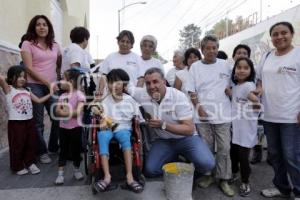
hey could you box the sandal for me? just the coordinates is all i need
[93,180,117,192]
[122,181,144,193]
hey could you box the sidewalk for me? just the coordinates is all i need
[0,147,287,200]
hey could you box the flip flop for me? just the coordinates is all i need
[93,180,118,192]
[121,181,144,193]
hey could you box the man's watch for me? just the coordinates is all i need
[161,121,167,130]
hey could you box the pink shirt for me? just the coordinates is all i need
[58,90,86,129]
[21,40,61,84]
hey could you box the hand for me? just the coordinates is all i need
[94,90,104,100]
[99,118,108,130]
[198,107,209,122]
[148,118,163,129]
[253,87,263,97]
[225,87,232,97]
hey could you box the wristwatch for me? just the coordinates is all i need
[161,121,167,130]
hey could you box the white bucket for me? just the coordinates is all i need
[162,162,195,200]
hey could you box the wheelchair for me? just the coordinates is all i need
[82,111,145,194]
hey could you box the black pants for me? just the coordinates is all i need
[230,143,251,183]
[58,127,82,168]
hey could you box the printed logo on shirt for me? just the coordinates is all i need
[277,66,297,75]
[126,61,137,66]
[235,97,247,104]
[12,93,32,115]
[219,73,230,79]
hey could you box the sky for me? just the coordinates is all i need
[89,0,300,67]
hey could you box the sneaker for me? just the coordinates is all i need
[229,173,239,184]
[261,187,290,198]
[55,175,64,185]
[219,180,235,197]
[74,171,84,180]
[40,154,52,164]
[198,175,214,188]
[295,198,300,200]
[28,164,40,174]
[16,168,29,175]
[239,183,251,197]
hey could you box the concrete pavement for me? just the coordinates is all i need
[0,146,290,200]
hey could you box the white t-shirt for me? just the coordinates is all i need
[256,48,300,123]
[131,87,196,139]
[231,82,258,148]
[102,93,142,132]
[61,43,90,73]
[175,68,198,123]
[166,67,183,87]
[6,87,33,120]
[99,51,143,87]
[138,57,164,78]
[188,59,232,124]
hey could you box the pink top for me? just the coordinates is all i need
[58,90,86,129]
[21,40,61,84]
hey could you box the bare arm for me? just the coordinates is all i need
[97,75,107,98]
[174,76,182,91]
[70,101,85,118]
[189,92,208,121]
[21,51,51,87]
[254,80,263,97]
[30,93,51,104]
[56,54,62,80]
[0,75,10,94]
[147,118,194,136]
[247,92,259,103]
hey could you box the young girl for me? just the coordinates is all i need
[94,69,144,193]
[54,69,86,185]
[229,57,259,197]
[0,65,53,175]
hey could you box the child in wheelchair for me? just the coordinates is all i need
[93,69,144,193]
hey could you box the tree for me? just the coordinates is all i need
[179,24,202,51]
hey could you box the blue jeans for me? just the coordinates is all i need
[263,121,300,197]
[145,135,215,177]
[27,83,59,155]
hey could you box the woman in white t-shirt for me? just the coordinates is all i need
[256,22,300,199]
[165,50,186,87]
[137,35,164,87]
[98,30,143,97]
[228,58,259,197]
[174,47,201,95]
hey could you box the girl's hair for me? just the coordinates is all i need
[25,15,55,49]
[106,69,130,91]
[6,65,26,87]
[269,21,294,36]
[117,30,135,45]
[184,47,202,65]
[64,68,81,89]
[231,57,256,85]
[232,44,251,58]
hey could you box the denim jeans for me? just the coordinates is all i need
[144,135,215,177]
[27,83,59,155]
[263,121,300,197]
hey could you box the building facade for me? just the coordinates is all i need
[0,0,90,150]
